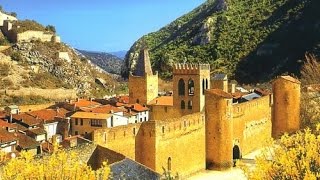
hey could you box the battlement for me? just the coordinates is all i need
[173,63,210,74]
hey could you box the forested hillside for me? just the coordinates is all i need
[124,0,320,83]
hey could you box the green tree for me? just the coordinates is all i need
[45,25,56,33]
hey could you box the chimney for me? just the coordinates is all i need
[110,110,114,114]
[155,100,158,104]
[76,98,79,102]
[231,83,236,93]
[56,108,59,116]
[9,114,12,123]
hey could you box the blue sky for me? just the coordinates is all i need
[0,0,205,52]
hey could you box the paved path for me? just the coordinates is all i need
[187,148,266,179]
[187,168,247,180]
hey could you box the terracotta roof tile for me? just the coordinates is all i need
[125,103,148,112]
[148,96,173,106]
[231,92,246,99]
[71,112,111,119]
[0,111,7,119]
[16,133,39,149]
[117,96,129,104]
[82,105,122,113]
[12,113,40,126]
[70,99,101,108]
[115,102,125,107]
[13,123,28,132]
[0,119,16,129]
[27,128,46,135]
[0,129,17,144]
[254,88,270,96]
[27,108,69,122]
[206,89,233,98]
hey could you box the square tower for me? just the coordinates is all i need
[129,49,158,105]
[173,63,210,115]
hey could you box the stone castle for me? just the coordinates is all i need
[93,49,301,177]
[0,11,61,43]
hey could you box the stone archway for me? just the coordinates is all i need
[233,145,241,166]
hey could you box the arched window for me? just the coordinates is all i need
[188,79,194,95]
[202,79,205,95]
[136,99,140,104]
[168,157,172,171]
[178,79,185,96]
[206,79,208,89]
[188,100,193,109]
[181,100,185,109]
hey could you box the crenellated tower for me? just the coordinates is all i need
[129,49,158,105]
[173,63,210,115]
[272,76,301,138]
[205,89,233,170]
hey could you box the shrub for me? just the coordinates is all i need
[0,146,110,179]
[239,126,320,179]
[0,63,10,76]
[10,51,23,61]
[45,25,56,33]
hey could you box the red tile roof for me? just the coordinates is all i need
[27,108,69,122]
[16,133,39,149]
[148,96,173,106]
[27,128,46,135]
[126,103,149,112]
[12,113,40,126]
[82,105,122,113]
[254,88,270,96]
[231,92,247,99]
[0,129,17,144]
[117,96,129,104]
[0,119,16,129]
[206,89,233,98]
[115,102,125,107]
[0,111,7,119]
[70,99,101,108]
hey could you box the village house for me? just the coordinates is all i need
[4,105,20,115]
[0,129,18,153]
[26,108,69,140]
[60,98,102,111]
[15,133,41,155]
[70,112,117,139]
[124,103,149,123]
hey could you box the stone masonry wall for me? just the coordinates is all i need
[232,95,272,155]
[93,123,142,160]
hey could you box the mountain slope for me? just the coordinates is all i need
[77,49,123,75]
[124,0,320,83]
[109,50,127,59]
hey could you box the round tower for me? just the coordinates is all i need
[205,89,233,170]
[272,76,301,138]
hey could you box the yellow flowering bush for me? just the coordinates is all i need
[0,144,110,180]
[240,124,320,180]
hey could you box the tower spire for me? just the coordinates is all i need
[133,47,153,76]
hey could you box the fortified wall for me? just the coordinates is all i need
[232,95,272,155]
[93,123,141,160]
[1,20,61,43]
[93,113,206,177]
